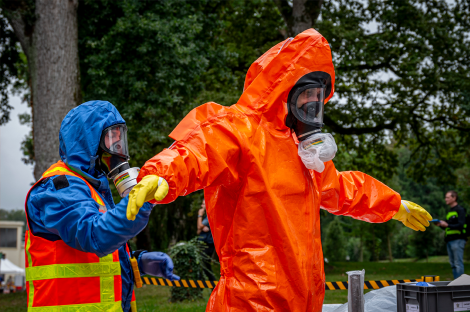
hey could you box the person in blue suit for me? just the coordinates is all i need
[26,101,179,312]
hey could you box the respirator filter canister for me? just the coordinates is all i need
[111,167,140,198]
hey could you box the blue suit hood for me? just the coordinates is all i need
[59,101,125,179]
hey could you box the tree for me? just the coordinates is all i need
[323,218,347,262]
[77,0,239,251]
[0,10,23,125]
[78,0,234,170]
[2,0,470,255]
[218,0,470,184]
[274,0,324,36]
[2,0,81,179]
[407,225,443,261]
[317,0,470,182]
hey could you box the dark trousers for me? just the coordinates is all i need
[201,242,216,281]
[447,239,466,279]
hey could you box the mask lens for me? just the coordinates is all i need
[101,124,129,158]
[294,87,325,125]
[296,88,322,108]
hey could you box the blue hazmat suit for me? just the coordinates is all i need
[26,101,154,311]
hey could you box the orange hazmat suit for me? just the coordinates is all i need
[138,29,401,311]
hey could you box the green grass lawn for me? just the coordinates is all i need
[1,260,465,311]
[135,286,212,312]
[0,287,213,312]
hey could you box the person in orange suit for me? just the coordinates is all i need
[127,29,432,312]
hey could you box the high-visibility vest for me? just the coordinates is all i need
[24,160,137,311]
[445,210,468,237]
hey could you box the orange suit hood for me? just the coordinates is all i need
[238,29,334,134]
[170,29,335,141]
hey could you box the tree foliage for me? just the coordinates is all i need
[78,0,233,166]
[323,218,347,261]
[0,8,28,125]
[318,0,470,182]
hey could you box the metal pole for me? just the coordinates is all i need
[347,270,365,312]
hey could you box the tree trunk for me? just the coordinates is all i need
[5,0,81,180]
[387,233,393,262]
[275,0,324,37]
[136,225,152,251]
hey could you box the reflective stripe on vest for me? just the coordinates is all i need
[447,211,459,220]
[26,301,122,312]
[24,161,131,311]
[446,211,462,236]
[446,229,462,236]
[25,256,121,281]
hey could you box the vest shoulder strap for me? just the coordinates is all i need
[40,161,106,210]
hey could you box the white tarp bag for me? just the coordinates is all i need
[322,285,398,312]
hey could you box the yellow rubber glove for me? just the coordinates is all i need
[392,200,432,231]
[126,175,169,221]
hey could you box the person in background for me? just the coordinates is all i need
[6,276,15,293]
[437,190,467,278]
[197,199,216,282]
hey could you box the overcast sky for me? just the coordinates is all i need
[0,94,34,211]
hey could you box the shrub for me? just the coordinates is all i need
[168,237,212,302]
[324,218,347,262]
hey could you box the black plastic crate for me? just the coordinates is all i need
[397,281,470,312]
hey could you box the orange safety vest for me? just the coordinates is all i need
[24,161,137,311]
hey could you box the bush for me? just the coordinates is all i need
[407,225,443,260]
[464,240,470,261]
[346,237,361,262]
[392,226,413,259]
[323,218,347,262]
[168,238,212,302]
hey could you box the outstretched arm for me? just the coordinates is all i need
[318,161,401,223]
[127,103,249,219]
[318,161,431,230]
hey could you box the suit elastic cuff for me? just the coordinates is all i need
[136,250,148,274]
[139,202,154,216]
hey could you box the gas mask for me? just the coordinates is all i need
[97,124,140,197]
[286,71,337,172]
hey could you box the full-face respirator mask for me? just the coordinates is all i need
[285,71,337,173]
[97,124,140,197]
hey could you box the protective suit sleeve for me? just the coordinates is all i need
[27,175,153,257]
[319,160,401,223]
[139,104,246,203]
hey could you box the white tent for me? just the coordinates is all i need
[0,258,25,275]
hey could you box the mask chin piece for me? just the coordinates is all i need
[297,129,321,141]
[107,162,131,179]
[294,121,322,141]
